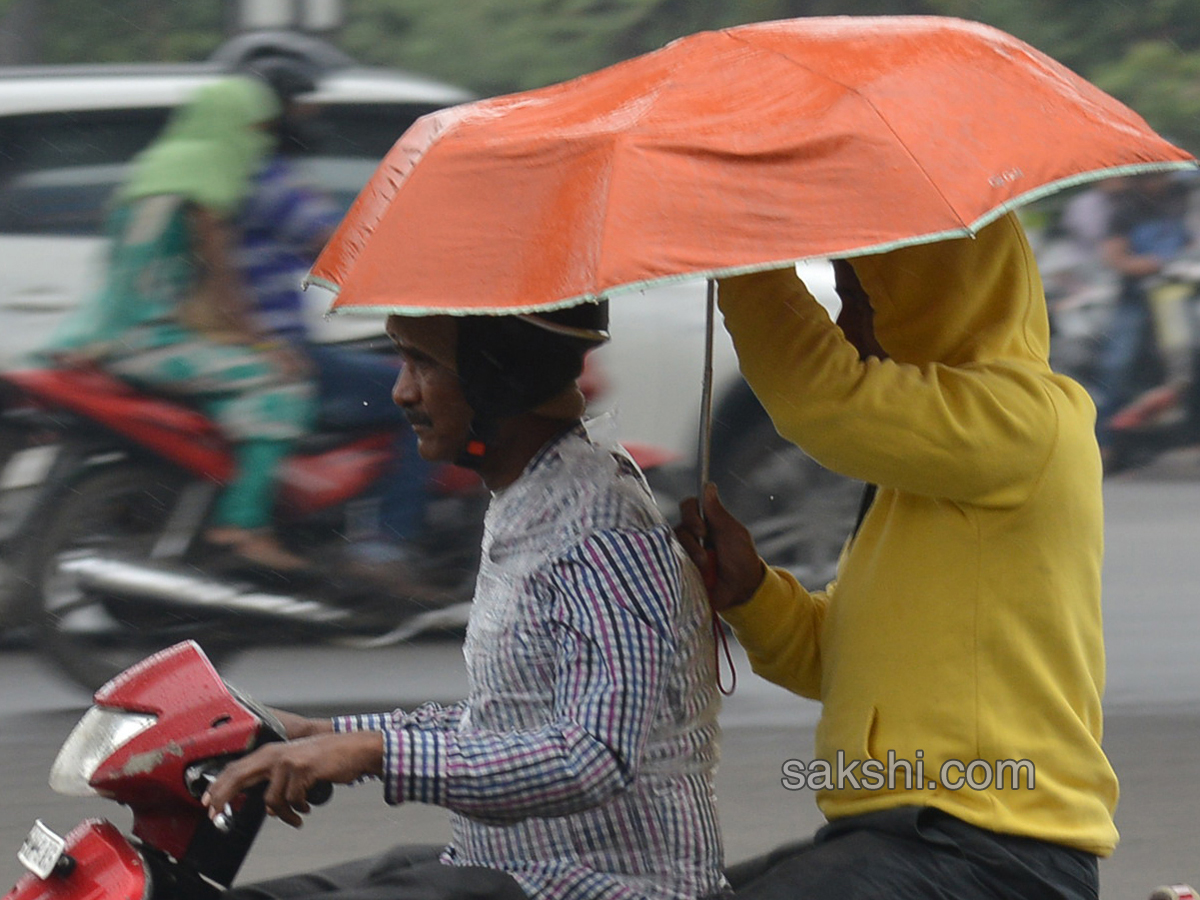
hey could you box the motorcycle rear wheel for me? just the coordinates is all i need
[0,420,35,632]
[26,463,236,692]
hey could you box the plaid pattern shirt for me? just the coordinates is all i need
[335,427,724,900]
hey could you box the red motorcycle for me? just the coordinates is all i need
[0,362,494,692]
[0,362,676,692]
[9,641,1194,900]
[6,640,329,900]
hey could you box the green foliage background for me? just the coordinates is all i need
[8,0,1200,150]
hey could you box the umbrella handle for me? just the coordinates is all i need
[698,279,736,696]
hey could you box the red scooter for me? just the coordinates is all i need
[5,640,327,900]
[0,362,490,692]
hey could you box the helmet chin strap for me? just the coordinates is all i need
[456,415,498,470]
[455,384,588,469]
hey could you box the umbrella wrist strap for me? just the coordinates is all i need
[711,610,737,696]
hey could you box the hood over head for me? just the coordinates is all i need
[847,212,1050,369]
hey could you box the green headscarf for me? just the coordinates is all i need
[119,75,280,215]
[42,77,279,358]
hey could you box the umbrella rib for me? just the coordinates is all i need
[594,113,636,301]
[592,76,675,300]
[719,28,969,229]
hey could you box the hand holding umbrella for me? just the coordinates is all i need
[676,483,766,613]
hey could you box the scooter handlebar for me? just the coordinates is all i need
[307,780,333,806]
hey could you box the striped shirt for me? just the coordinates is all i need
[237,157,341,342]
[335,427,724,900]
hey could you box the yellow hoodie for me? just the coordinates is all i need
[718,212,1118,855]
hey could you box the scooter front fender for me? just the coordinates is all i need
[6,820,149,900]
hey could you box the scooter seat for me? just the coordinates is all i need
[4,367,217,437]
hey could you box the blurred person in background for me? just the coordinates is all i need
[1037,178,1127,386]
[1093,172,1194,456]
[47,76,315,572]
[239,56,435,567]
[1057,176,1127,271]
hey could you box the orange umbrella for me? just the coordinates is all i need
[310,15,1195,316]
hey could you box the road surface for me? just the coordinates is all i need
[2,472,1199,900]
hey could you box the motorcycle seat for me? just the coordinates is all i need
[4,367,218,438]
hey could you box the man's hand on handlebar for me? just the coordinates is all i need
[202,730,383,829]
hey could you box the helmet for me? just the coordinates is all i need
[457,301,608,418]
[236,54,322,154]
[238,54,319,105]
[454,301,609,466]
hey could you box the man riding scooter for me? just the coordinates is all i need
[236,56,435,570]
[202,303,728,900]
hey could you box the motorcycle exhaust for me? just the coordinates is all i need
[60,553,472,645]
[62,554,355,626]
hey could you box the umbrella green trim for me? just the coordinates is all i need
[313,158,1198,318]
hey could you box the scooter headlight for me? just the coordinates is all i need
[49,706,157,796]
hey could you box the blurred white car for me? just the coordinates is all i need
[0,33,862,625]
[0,31,472,358]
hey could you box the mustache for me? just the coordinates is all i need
[403,409,433,428]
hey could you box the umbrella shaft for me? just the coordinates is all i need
[698,279,716,506]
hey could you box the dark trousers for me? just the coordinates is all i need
[224,845,528,900]
[727,807,1099,900]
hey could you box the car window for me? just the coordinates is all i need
[0,100,442,237]
[0,109,166,236]
[293,102,442,209]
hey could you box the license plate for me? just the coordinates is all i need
[0,445,58,490]
[17,820,67,880]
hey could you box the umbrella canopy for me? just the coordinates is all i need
[311,15,1196,316]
